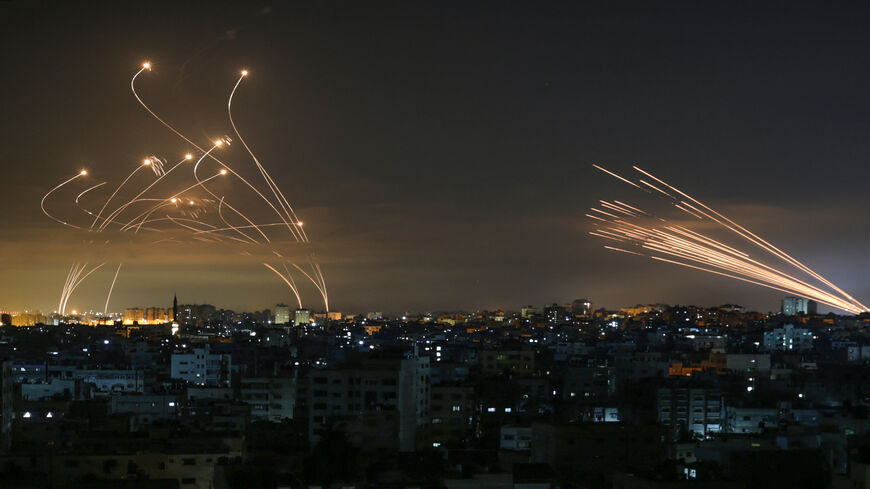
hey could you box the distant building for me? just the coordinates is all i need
[144,307,170,324]
[763,324,813,351]
[274,304,291,325]
[521,306,540,318]
[480,349,535,376]
[177,304,216,327]
[620,304,667,317]
[725,354,771,375]
[571,299,593,316]
[782,296,817,315]
[544,303,569,323]
[171,345,231,387]
[123,308,145,324]
[294,309,311,326]
[10,312,46,326]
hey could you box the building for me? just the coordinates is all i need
[0,360,12,450]
[177,304,217,327]
[521,306,540,318]
[239,376,295,422]
[725,354,771,375]
[123,308,145,324]
[763,324,813,351]
[500,425,533,451]
[170,345,231,387]
[782,296,817,315]
[298,352,430,452]
[274,304,291,325]
[430,384,475,447]
[480,349,535,376]
[294,308,311,326]
[144,307,170,324]
[571,298,593,316]
[657,387,724,440]
[725,407,778,434]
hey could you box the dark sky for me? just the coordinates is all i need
[2,1,869,315]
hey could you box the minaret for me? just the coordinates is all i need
[173,293,178,322]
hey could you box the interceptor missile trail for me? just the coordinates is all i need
[42,171,89,229]
[103,263,122,314]
[264,263,303,309]
[91,158,153,228]
[42,61,333,314]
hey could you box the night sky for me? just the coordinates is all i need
[2,2,869,314]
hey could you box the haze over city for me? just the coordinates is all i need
[3,2,870,315]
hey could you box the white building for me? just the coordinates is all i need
[763,324,813,351]
[294,309,311,326]
[170,345,231,387]
[782,297,817,315]
[274,305,291,325]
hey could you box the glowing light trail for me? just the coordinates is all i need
[589,165,867,314]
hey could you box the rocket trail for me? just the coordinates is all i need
[104,263,123,314]
[589,164,867,314]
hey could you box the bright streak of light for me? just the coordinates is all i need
[590,165,868,314]
[41,60,330,315]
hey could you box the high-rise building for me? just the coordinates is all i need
[177,304,216,327]
[571,299,593,316]
[145,307,169,324]
[544,303,568,323]
[294,309,311,326]
[521,306,540,318]
[274,304,291,325]
[123,308,145,325]
[782,297,817,315]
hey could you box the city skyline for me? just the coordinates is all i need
[3,3,870,314]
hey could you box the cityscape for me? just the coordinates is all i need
[3,2,870,489]
[3,296,870,489]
